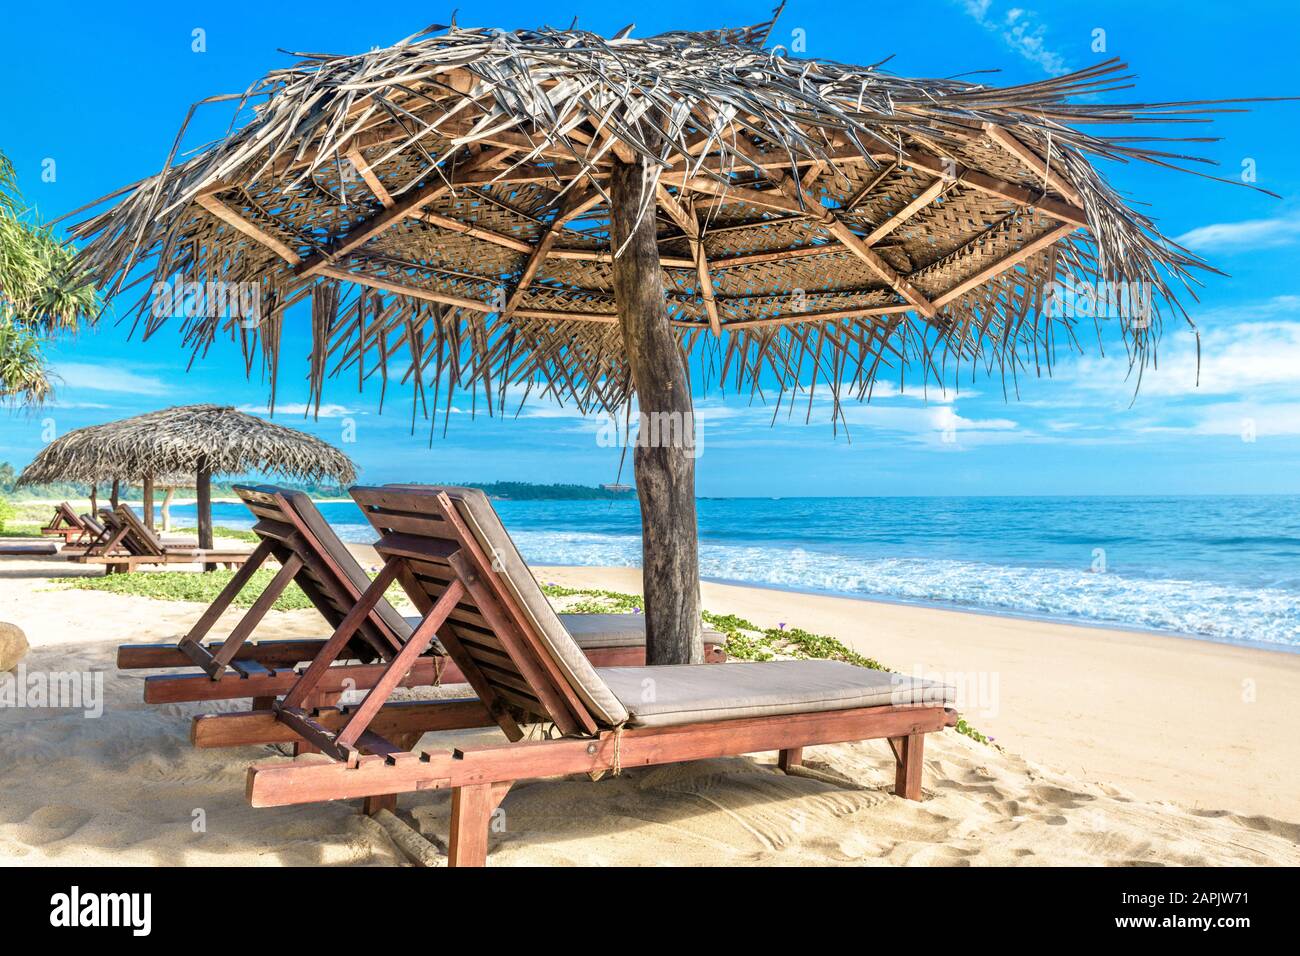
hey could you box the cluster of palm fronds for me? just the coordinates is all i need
[0,151,101,404]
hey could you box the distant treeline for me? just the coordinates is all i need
[467,482,634,500]
[0,462,630,502]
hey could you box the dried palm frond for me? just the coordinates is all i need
[16,404,357,485]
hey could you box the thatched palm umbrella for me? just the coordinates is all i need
[63,13,1280,661]
[19,404,356,551]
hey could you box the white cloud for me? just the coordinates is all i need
[957,1,1070,76]
[237,402,356,419]
[1058,318,1300,400]
[1175,217,1300,252]
[51,363,169,396]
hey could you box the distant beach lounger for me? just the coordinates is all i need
[120,485,725,742]
[66,505,250,571]
[228,485,955,866]
[40,501,91,544]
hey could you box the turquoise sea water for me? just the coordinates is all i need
[176,495,1300,650]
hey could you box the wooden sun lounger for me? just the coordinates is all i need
[122,485,725,745]
[235,486,957,866]
[67,505,249,571]
[57,513,116,556]
[40,501,91,543]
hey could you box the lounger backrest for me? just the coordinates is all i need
[55,502,83,528]
[96,508,143,555]
[353,485,628,732]
[114,505,167,555]
[234,485,411,660]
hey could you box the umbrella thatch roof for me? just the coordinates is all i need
[66,10,1282,423]
[17,404,357,486]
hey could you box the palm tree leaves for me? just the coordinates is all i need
[0,149,101,404]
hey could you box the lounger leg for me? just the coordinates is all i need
[777,747,803,772]
[891,733,924,801]
[448,781,511,867]
[448,784,494,867]
[363,794,398,816]
[251,696,275,711]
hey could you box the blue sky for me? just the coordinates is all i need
[2,0,1298,496]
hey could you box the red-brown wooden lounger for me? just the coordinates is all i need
[122,485,724,743]
[67,505,250,571]
[235,486,956,866]
[40,501,91,544]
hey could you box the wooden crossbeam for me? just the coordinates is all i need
[861,178,946,245]
[722,304,909,330]
[719,139,939,319]
[871,148,1088,228]
[501,187,604,321]
[295,147,513,279]
[195,193,301,265]
[678,176,807,216]
[316,266,494,313]
[932,223,1078,308]
[982,125,1084,207]
[346,148,394,207]
[656,184,721,335]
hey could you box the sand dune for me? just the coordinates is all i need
[0,554,1296,866]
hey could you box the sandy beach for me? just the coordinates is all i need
[1,550,1297,866]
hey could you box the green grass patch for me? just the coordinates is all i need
[173,526,261,543]
[54,569,316,610]
[0,521,45,538]
[54,566,411,612]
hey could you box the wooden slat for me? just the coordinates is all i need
[247,704,958,806]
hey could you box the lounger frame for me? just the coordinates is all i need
[68,505,249,571]
[40,501,90,543]
[237,487,956,866]
[120,486,722,744]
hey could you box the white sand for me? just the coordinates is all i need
[0,550,1297,866]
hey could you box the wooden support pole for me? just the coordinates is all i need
[609,155,703,666]
[142,475,155,531]
[195,460,214,572]
[110,479,120,510]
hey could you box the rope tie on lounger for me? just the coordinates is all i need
[587,723,626,781]
[431,654,446,687]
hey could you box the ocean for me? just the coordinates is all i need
[176,495,1300,651]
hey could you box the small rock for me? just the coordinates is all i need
[0,622,29,672]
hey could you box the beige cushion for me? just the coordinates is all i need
[597,660,955,728]
[425,486,630,726]
[400,612,663,650]
[560,613,725,649]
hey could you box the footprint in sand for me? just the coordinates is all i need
[15,805,93,845]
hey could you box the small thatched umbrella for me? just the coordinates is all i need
[19,404,356,551]
[63,12,1284,660]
